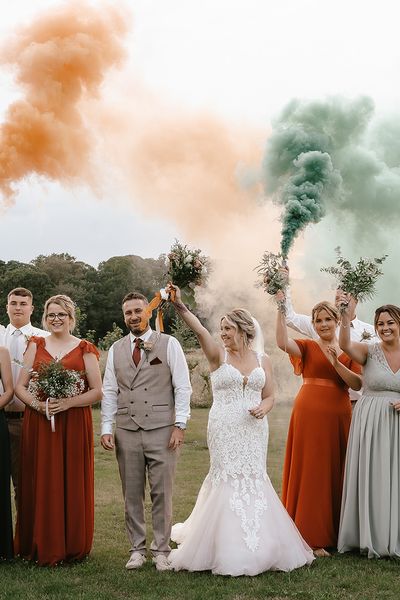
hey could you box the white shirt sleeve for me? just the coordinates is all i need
[284,286,317,339]
[166,336,192,424]
[101,344,119,436]
[351,318,377,343]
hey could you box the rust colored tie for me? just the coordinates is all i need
[133,338,141,366]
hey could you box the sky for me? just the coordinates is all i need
[0,0,399,319]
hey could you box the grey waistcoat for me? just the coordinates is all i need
[113,332,175,431]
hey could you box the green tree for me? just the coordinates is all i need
[170,316,199,350]
[92,255,166,339]
[32,253,97,336]
[98,323,124,350]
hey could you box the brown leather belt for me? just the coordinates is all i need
[303,378,341,389]
[5,412,24,419]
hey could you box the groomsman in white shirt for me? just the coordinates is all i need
[2,287,49,501]
[101,291,191,571]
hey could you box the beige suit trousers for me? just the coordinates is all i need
[115,425,178,555]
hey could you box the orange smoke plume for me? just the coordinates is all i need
[129,114,265,235]
[0,2,128,202]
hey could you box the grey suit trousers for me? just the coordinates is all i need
[115,425,178,555]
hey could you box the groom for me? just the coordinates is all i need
[101,291,191,571]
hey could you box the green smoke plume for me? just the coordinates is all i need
[262,96,396,255]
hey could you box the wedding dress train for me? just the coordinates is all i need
[169,354,314,576]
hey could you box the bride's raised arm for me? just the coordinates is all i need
[167,283,222,370]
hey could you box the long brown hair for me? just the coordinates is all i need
[374,305,400,330]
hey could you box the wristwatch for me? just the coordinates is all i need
[174,422,187,430]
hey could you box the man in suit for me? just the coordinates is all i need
[2,287,49,502]
[101,291,191,571]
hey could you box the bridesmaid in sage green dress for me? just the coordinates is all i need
[338,300,400,558]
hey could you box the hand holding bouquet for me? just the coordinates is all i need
[165,240,209,308]
[255,251,289,314]
[29,359,85,432]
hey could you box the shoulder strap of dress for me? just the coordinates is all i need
[256,352,264,366]
[223,348,228,363]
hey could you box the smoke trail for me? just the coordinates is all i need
[278,151,341,257]
[263,96,378,256]
[0,2,127,202]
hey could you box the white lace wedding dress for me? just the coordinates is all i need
[169,354,314,576]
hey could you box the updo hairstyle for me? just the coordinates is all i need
[221,308,255,347]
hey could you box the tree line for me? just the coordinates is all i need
[0,253,171,344]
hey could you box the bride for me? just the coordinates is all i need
[167,284,314,576]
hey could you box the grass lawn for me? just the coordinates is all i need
[1,405,399,600]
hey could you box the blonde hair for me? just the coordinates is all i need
[311,301,340,324]
[221,308,255,347]
[42,295,76,332]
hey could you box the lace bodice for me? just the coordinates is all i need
[207,355,269,551]
[364,343,400,395]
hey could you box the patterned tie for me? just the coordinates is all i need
[132,338,141,366]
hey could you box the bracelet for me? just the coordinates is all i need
[30,398,40,412]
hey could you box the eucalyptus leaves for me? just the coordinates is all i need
[321,247,387,310]
[255,251,288,314]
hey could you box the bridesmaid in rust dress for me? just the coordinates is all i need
[276,300,362,557]
[0,346,14,560]
[15,295,102,566]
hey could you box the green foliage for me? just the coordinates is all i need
[321,247,387,303]
[166,240,208,289]
[91,255,166,338]
[0,253,167,338]
[98,323,124,351]
[170,316,199,351]
[85,330,97,344]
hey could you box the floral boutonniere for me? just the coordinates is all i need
[360,329,373,342]
[138,340,154,360]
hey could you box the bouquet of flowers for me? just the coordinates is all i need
[255,251,288,314]
[321,247,387,312]
[165,240,209,308]
[29,359,85,432]
[166,240,208,288]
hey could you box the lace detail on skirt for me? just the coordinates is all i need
[207,362,268,551]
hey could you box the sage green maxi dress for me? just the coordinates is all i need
[338,343,400,558]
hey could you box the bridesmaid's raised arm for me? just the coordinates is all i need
[339,297,368,366]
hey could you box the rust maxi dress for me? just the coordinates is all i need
[15,337,99,566]
[281,339,361,550]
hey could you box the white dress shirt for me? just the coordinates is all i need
[284,287,376,401]
[2,322,50,411]
[101,328,192,436]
